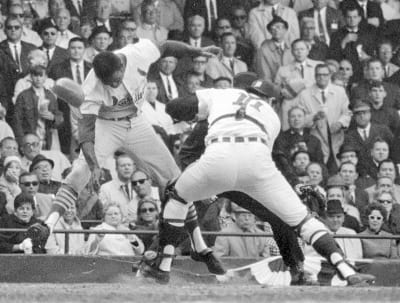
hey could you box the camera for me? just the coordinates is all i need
[297,185,326,217]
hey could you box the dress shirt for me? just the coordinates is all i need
[313,7,329,45]
[205,0,218,31]
[189,37,201,47]
[43,47,56,61]
[70,60,85,84]
[7,41,21,65]
[357,123,371,140]
[160,72,179,99]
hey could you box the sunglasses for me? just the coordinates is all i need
[23,142,40,148]
[132,179,147,186]
[21,181,39,187]
[233,15,247,20]
[369,215,383,221]
[6,25,21,30]
[140,207,156,213]
[378,199,392,204]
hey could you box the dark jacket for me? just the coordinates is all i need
[298,6,345,36]
[339,0,384,28]
[40,46,69,71]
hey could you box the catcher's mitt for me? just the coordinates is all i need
[27,222,50,253]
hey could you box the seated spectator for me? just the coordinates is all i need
[365,160,400,202]
[83,26,113,63]
[79,17,96,46]
[14,65,64,151]
[93,0,120,34]
[292,150,311,177]
[29,154,61,195]
[54,8,78,49]
[112,27,134,50]
[134,197,159,250]
[338,59,354,95]
[367,139,392,180]
[8,4,42,47]
[190,55,214,88]
[85,202,145,256]
[19,171,52,220]
[299,17,328,61]
[359,202,398,259]
[136,1,168,44]
[120,18,138,40]
[306,162,327,190]
[45,203,85,254]
[0,137,18,175]
[213,76,232,89]
[378,40,399,79]
[0,193,45,254]
[230,5,251,43]
[0,156,22,213]
[274,106,324,165]
[213,202,280,258]
[131,170,161,209]
[20,133,71,182]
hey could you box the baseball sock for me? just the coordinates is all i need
[46,185,78,231]
[185,204,208,253]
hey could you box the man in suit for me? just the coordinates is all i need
[0,16,36,125]
[92,0,120,36]
[55,8,79,49]
[255,16,294,82]
[299,17,329,61]
[298,0,345,46]
[39,21,69,72]
[206,32,247,81]
[183,0,233,34]
[377,40,400,79]
[248,0,300,48]
[48,37,92,157]
[274,39,323,130]
[297,63,351,172]
[340,0,384,28]
[191,55,214,88]
[328,5,377,81]
[19,172,53,221]
[8,4,42,47]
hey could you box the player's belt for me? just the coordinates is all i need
[207,136,267,146]
[97,113,137,121]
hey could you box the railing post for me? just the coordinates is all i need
[64,231,70,254]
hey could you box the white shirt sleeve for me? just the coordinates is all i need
[195,88,214,121]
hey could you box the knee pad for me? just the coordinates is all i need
[296,215,328,245]
[164,179,188,206]
[162,198,190,227]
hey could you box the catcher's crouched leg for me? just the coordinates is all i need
[296,214,375,286]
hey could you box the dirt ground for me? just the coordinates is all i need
[1,282,400,303]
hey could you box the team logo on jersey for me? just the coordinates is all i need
[112,94,134,107]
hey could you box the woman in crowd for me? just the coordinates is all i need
[0,193,45,254]
[134,197,159,250]
[359,203,399,259]
[85,202,144,256]
[0,156,22,213]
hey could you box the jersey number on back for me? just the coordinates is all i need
[232,92,263,120]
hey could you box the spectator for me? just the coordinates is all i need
[54,8,78,49]
[339,0,384,28]
[365,175,400,204]
[213,76,232,89]
[213,202,280,258]
[378,40,399,79]
[292,150,311,176]
[131,170,161,209]
[34,0,66,34]
[79,17,96,46]
[14,65,64,151]
[359,202,398,259]
[93,0,120,34]
[299,17,328,61]
[83,25,113,63]
[0,193,45,254]
[338,59,354,95]
[45,203,85,254]
[112,27,134,50]
[297,63,351,172]
[365,160,400,202]
[367,138,392,180]
[29,154,61,195]
[298,0,344,46]
[367,81,400,136]
[274,106,324,166]
[134,197,159,249]
[0,156,21,213]
[136,1,168,44]
[255,16,293,82]
[0,136,17,173]
[183,15,214,47]
[20,133,71,183]
[275,39,323,130]
[19,172,52,220]
[120,18,138,40]
[374,190,397,222]
[248,0,300,48]
[206,32,248,81]
[191,55,214,88]
[85,202,145,256]
[99,153,137,223]
[306,162,327,189]
[8,4,42,47]
[231,5,251,42]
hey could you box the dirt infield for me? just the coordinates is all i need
[1,283,400,303]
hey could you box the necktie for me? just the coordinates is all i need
[123,184,131,200]
[289,0,295,8]
[385,66,389,78]
[209,0,217,30]
[76,64,82,84]
[46,49,50,62]
[321,90,326,103]
[362,3,367,18]
[13,44,20,71]
[318,10,326,43]
[230,59,235,74]
[363,129,368,141]
[299,63,304,78]
[77,0,82,14]
[277,44,283,56]
[166,76,172,99]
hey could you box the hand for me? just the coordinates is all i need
[127,234,140,246]
[5,169,19,183]
[199,45,221,57]
[89,166,103,193]
[19,238,33,254]
[367,17,380,27]
[280,88,293,99]
[330,121,343,133]
[40,111,55,121]
[341,33,358,49]
[313,111,326,122]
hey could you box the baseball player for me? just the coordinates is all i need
[140,81,376,285]
[27,39,226,275]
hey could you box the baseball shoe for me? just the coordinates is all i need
[191,249,226,275]
[27,222,50,251]
[139,251,170,284]
[290,263,318,286]
[347,273,376,286]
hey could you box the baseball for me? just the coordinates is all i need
[51,78,84,108]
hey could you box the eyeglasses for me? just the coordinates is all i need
[43,31,57,36]
[6,25,21,30]
[23,142,40,148]
[140,207,156,213]
[21,181,39,187]
[368,215,383,221]
[11,13,24,18]
[378,199,392,204]
[132,179,147,186]
[233,15,247,20]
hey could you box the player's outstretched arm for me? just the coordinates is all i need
[158,40,221,60]
[166,95,199,122]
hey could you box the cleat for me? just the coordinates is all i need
[290,264,318,286]
[347,273,376,286]
[27,222,50,252]
[139,251,170,284]
[191,250,226,275]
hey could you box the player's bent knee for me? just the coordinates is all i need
[296,215,329,245]
[164,179,188,205]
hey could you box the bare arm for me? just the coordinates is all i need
[158,40,220,60]
[78,114,99,171]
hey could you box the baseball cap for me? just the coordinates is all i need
[352,100,371,113]
[233,72,258,89]
[247,80,281,99]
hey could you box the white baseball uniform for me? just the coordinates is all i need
[174,88,308,226]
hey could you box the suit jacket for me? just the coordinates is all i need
[13,87,64,149]
[308,39,329,61]
[248,3,300,48]
[148,72,185,104]
[354,187,370,212]
[205,56,248,81]
[0,40,36,76]
[384,62,400,79]
[255,39,293,82]
[40,46,69,71]
[48,59,92,154]
[340,0,384,28]
[382,19,400,46]
[298,6,345,37]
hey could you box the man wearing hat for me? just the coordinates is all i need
[83,26,113,64]
[29,154,61,195]
[255,16,293,82]
[39,20,69,71]
[214,203,280,258]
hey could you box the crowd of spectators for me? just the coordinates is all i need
[0,0,398,261]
